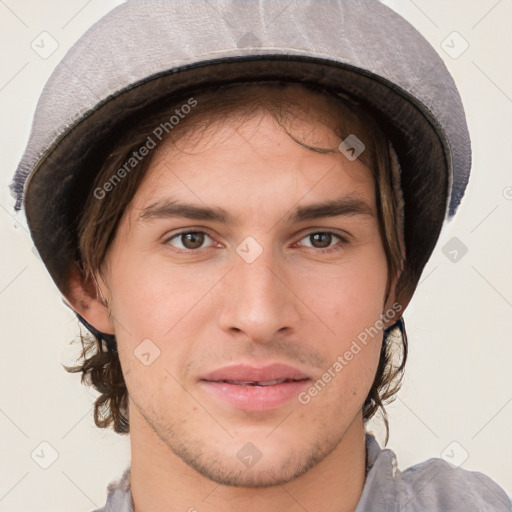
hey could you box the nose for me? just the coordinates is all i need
[217,243,301,344]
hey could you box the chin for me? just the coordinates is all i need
[188,456,314,488]
[175,435,332,488]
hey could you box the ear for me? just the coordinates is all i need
[64,263,115,335]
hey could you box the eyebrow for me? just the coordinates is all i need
[138,196,374,224]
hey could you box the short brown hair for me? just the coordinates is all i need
[65,81,408,441]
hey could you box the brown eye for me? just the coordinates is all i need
[181,232,205,249]
[167,231,211,250]
[298,231,348,252]
[309,232,333,249]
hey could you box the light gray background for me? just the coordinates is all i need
[0,1,511,511]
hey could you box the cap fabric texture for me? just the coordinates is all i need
[10,0,471,299]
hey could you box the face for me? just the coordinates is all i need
[97,101,392,487]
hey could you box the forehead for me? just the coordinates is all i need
[129,111,376,221]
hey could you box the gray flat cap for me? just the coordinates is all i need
[10,0,471,298]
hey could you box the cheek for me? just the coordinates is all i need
[105,250,215,340]
[300,249,388,341]
[104,254,224,397]
[296,248,387,402]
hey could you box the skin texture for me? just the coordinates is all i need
[69,90,398,512]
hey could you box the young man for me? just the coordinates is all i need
[9,1,511,511]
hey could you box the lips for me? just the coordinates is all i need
[200,363,310,384]
[218,378,299,386]
[199,364,311,411]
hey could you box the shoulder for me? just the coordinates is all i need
[398,457,511,511]
[360,435,511,512]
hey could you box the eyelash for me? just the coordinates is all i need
[164,229,350,254]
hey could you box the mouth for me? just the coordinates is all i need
[199,364,311,411]
[213,378,308,386]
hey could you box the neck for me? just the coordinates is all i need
[129,413,366,512]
